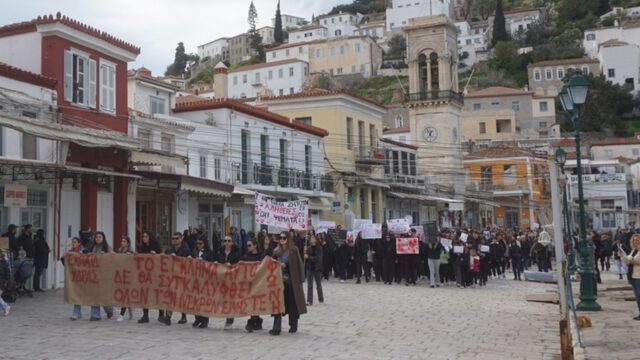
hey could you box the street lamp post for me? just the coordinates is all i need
[559,74,601,311]
[555,148,576,275]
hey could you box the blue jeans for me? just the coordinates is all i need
[0,291,8,311]
[632,278,640,314]
[91,306,114,319]
[72,304,82,317]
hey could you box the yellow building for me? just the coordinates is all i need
[308,36,383,78]
[258,89,388,226]
[463,145,551,228]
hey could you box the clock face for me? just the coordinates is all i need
[423,127,438,142]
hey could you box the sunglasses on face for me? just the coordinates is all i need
[247,244,254,247]
[224,239,232,243]
[172,237,179,240]
[279,237,287,240]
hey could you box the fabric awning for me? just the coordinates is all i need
[0,112,140,150]
[361,178,390,189]
[465,198,501,208]
[233,186,256,196]
[63,165,141,179]
[388,191,406,199]
[181,183,230,197]
[180,176,234,198]
[130,150,186,168]
[422,195,464,203]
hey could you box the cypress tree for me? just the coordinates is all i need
[491,0,508,47]
[274,0,284,43]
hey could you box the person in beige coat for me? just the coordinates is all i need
[620,234,640,320]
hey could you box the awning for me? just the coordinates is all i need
[0,158,140,181]
[361,178,390,189]
[422,195,464,203]
[130,150,186,168]
[63,165,141,179]
[388,191,406,199]
[233,186,256,196]
[180,176,234,198]
[0,111,140,150]
[465,198,501,208]
[307,197,332,210]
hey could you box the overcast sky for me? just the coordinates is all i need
[0,0,346,75]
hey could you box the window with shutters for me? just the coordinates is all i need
[138,129,151,149]
[150,97,166,115]
[22,132,37,160]
[99,60,116,113]
[64,49,96,108]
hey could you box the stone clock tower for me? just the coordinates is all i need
[404,15,464,194]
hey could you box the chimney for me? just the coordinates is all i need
[213,62,228,99]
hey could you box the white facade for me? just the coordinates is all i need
[258,26,275,45]
[354,22,387,40]
[197,37,228,60]
[583,24,640,58]
[266,43,311,63]
[591,141,640,160]
[599,42,640,94]
[504,9,541,36]
[386,0,453,31]
[317,12,362,38]
[288,26,328,44]
[272,14,307,29]
[0,32,42,74]
[456,20,489,66]
[228,59,308,99]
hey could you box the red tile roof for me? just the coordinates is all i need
[591,137,640,146]
[173,98,328,137]
[465,86,532,98]
[551,138,576,147]
[261,88,387,110]
[128,69,179,91]
[175,94,206,104]
[383,127,410,134]
[529,57,599,68]
[380,138,418,150]
[504,7,542,15]
[228,58,307,73]
[0,61,57,89]
[613,156,638,164]
[0,12,140,55]
[466,145,547,159]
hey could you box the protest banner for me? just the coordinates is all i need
[440,238,452,249]
[346,230,360,246]
[255,193,309,230]
[454,245,464,254]
[387,218,411,234]
[361,223,382,239]
[352,219,372,231]
[460,233,469,243]
[64,253,284,318]
[480,245,490,253]
[396,237,419,254]
[314,221,336,234]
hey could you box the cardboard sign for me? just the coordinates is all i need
[255,193,309,230]
[3,184,27,208]
[0,236,8,250]
[346,230,359,246]
[454,245,464,254]
[352,219,372,232]
[361,223,382,239]
[314,221,336,234]
[480,245,490,253]
[396,237,419,254]
[387,218,411,234]
[460,233,468,243]
[64,253,285,318]
[440,238,452,249]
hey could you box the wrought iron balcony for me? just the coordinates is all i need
[232,162,333,192]
[355,146,386,165]
[405,90,464,105]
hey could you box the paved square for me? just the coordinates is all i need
[0,278,561,360]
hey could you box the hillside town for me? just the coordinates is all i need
[1,0,640,359]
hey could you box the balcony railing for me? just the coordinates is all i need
[405,90,464,105]
[385,174,426,188]
[355,146,386,165]
[232,162,333,192]
[569,173,626,183]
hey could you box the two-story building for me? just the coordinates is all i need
[464,145,551,229]
[271,14,307,30]
[259,88,388,226]
[316,11,362,38]
[308,36,383,78]
[386,0,453,32]
[173,97,332,231]
[456,20,490,66]
[226,59,309,99]
[528,58,601,97]
[288,25,328,44]
[228,33,253,65]
[598,39,640,94]
[197,37,229,63]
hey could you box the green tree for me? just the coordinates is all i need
[247,1,265,62]
[555,0,598,31]
[491,0,509,46]
[571,74,639,135]
[386,34,407,59]
[274,0,284,44]
[474,0,497,20]
[165,42,189,76]
[489,41,530,86]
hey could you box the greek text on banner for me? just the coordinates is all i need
[64,253,285,318]
[255,192,309,230]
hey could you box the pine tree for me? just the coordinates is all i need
[248,1,264,62]
[274,0,284,43]
[491,0,508,47]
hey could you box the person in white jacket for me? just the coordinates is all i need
[619,234,640,320]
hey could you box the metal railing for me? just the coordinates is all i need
[354,146,386,164]
[568,173,626,183]
[405,90,464,104]
[232,162,333,192]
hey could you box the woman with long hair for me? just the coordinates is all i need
[89,232,113,321]
[116,236,134,322]
[137,231,162,324]
[270,232,307,335]
[620,234,640,320]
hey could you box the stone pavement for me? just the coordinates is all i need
[0,277,561,360]
[573,271,640,360]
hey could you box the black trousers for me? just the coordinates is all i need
[33,266,45,290]
[382,259,394,283]
[306,270,324,304]
[355,252,370,280]
[405,256,419,283]
[373,257,383,281]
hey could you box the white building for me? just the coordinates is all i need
[456,20,489,66]
[226,59,309,99]
[386,0,453,32]
[599,6,640,21]
[316,11,363,38]
[598,39,640,94]
[197,37,229,61]
[173,98,331,230]
[583,23,640,58]
[266,42,312,63]
[272,14,307,29]
[258,26,275,45]
[355,20,387,41]
[288,25,328,44]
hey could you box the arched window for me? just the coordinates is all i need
[418,53,428,93]
[430,52,439,91]
[335,29,342,36]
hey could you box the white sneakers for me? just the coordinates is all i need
[224,323,233,330]
[3,305,9,316]
[117,315,125,322]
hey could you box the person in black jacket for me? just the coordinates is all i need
[243,239,264,332]
[2,224,19,258]
[192,238,214,329]
[320,233,334,280]
[372,236,384,282]
[489,238,505,279]
[219,234,241,330]
[32,229,50,292]
[137,231,162,324]
[354,233,370,283]
[0,249,10,316]
[161,232,191,326]
[305,235,324,305]
[18,224,34,259]
[381,233,396,284]
[509,239,523,281]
